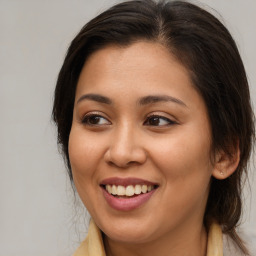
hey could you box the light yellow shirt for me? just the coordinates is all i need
[73,219,225,256]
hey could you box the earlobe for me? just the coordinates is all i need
[212,146,240,180]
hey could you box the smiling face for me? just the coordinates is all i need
[69,41,214,244]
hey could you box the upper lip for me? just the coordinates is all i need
[100,177,158,187]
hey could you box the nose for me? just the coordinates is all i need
[104,124,147,168]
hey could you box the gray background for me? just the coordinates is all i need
[0,0,255,255]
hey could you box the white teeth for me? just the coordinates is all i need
[106,184,112,194]
[142,185,147,193]
[147,185,153,192]
[134,184,142,195]
[105,184,155,196]
[126,185,135,196]
[117,185,126,195]
[112,185,117,195]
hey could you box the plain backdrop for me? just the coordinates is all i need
[0,0,255,255]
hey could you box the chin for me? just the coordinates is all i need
[99,218,156,244]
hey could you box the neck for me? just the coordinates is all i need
[104,221,208,256]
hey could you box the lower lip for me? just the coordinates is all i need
[101,187,156,211]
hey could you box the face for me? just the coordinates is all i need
[69,41,214,244]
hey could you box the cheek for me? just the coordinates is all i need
[68,127,106,212]
[150,125,213,191]
[153,135,211,173]
[150,133,212,220]
[68,127,103,185]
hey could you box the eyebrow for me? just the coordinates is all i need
[138,95,187,107]
[77,93,112,105]
[77,93,187,108]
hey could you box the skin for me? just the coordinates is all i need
[68,41,236,256]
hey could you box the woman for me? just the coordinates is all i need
[52,0,255,255]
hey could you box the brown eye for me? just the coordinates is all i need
[144,115,175,126]
[82,114,110,126]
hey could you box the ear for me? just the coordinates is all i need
[212,143,240,180]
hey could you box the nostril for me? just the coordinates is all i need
[107,160,142,169]
[104,145,147,168]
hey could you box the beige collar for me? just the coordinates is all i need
[73,219,223,256]
[207,221,223,256]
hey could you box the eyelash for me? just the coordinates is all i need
[81,113,176,127]
[143,115,176,126]
[81,113,111,126]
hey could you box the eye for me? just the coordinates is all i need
[144,115,176,126]
[82,114,111,126]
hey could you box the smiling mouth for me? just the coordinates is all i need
[102,184,158,198]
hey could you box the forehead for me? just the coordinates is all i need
[76,41,196,98]
[85,41,174,70]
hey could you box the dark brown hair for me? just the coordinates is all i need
[52,0,255,253]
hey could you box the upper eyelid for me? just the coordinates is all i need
[144,115,176,125]
[145,112,177,122]
[82,111,109,119]
[81,112,111,124]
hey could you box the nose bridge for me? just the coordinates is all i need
[112,121,137,157]
[105,121,146,167]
